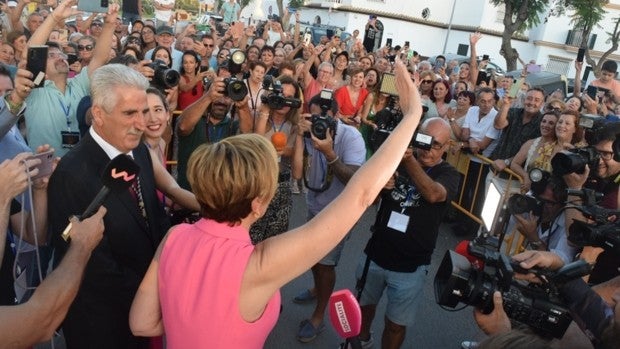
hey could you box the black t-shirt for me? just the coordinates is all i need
[587,179,620,284]
[366,161,459,272]
[0,199,21,305]
[122,0,140,14]
[490,108,542,160]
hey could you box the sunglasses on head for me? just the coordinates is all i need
[78,44,94,51]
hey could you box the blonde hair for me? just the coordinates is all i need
[187,134,279,225]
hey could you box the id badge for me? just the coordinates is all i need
[387,211,409,233]
[61,130,80,148]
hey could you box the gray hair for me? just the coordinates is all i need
[318,61,334,72]
[421,116,450,132]
[418,60,432,71]
[91,64,149,113]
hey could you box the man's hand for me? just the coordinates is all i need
[12,66,34,103]
[205,78,226,100]
[514,211,539,242]
[512,250,565,284]
[0,153,40,203]
[563,165,589,191]
[492,159,507,172]
[68,206,106,253]
[310,128,335,159]
[135,60,155,80]
[103,3,120,24]
[469,32,482,46]
[473,291,511,335]
[468,138,480,154]
[50,0,79,22]
[31,145,57,190]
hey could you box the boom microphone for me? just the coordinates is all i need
[61,154,140,240]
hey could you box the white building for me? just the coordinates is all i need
[252,0,619,82]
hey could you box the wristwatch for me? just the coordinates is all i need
[529,240,544,250]
[449,118,455,123]
[504,158,511,166]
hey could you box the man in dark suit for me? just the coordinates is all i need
[48,64,170,349]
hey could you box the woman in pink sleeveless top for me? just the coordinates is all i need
[128,60,424,348]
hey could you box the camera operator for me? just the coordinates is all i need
[292,91,366,343]
[356,117,459,348]
[512,176,579,265]
[176,76,251,190]
[563,121,620,285]
[472,250,620,349]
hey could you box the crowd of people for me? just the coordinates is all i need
[0,0,619,348]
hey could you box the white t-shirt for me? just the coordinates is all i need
[154,0,175,22]
[462,106,500,159]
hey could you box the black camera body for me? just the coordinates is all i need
[260,76,301,110]
[551,147,600,177]
[507,193,542,216]
[204,77,248,102]
[149,59,180,92]
[304,89,336,140]
[566,188,620,254]
[369,98,403,152]
[434,236,588,339]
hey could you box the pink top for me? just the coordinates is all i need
[158,219,281,349]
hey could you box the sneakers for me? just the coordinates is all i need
[297,319,325,343]
[293,289,316,304]
[461,341,479,349]
[343,335,374,349]
[291,181,301,194]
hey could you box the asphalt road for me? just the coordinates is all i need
[264,194,484,349]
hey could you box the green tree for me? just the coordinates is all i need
[216,0,254,16]
[490,0,550,71]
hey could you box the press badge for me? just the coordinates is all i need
[387,211,409,233]
[61,131,80,148]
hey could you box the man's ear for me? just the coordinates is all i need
[91,105,104,127]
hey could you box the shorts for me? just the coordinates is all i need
[356,256,428,326]
[307,211,350,266]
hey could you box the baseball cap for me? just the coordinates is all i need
[156,25,174,35]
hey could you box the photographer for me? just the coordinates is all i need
[356,117,459,348]
[249,75,302,244]
[512,176,579,265]
[176,75,250,190]
[292,91,366,343]
[563,120,620,285]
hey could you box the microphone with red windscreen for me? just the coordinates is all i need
[329,289,363,349]
[61,154,140,240]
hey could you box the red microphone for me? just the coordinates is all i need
[454,240,485,270]
[328,289,362,339]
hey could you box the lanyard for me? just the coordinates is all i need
[270,118,286,133]
[57,86,72,131]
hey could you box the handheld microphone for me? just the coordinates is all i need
[61,154,140,241]
[329,289,362,339]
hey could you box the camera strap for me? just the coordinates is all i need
[302,145,334,193]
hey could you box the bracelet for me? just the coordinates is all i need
[4,93,23,116]
[327,156,339,165]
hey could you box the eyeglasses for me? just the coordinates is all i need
[430,141,446,150]
[421,79,433,84]
[218,55,227,59]
[48,51,68,59]
[546,106,562,113]
[91,22,103,27]
[78,44,94,51]
[204,44,214,47]
[598,150,614,161]
[127,37,141,43]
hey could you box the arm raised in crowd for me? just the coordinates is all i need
[86,4,120,76]
[176,80,225,136]
[469,32,481,89]
[10,0,29,33]
[27,0,78,50]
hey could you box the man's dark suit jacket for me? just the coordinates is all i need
[48,133,170,349]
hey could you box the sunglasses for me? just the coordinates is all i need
[127,37,141,43]
[421,80,433,84]
[203,43,214,47]
[78,44,94,51]
[91,22,103,27]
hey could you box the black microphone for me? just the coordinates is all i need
[61,154,140,241]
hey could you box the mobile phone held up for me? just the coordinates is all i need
[27,45,48,88]
[27,149,55,180]
[77,0,109,13]
[576,47,585,63]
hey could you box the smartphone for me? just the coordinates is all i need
[386,38,392,48]
[59,28,68,43]
[404,41,410,47]
[379,73,398,96]
[26,45,48,88]
[287,7,296,14]
[576,47,585,63]
[508,77,524,98]
[482,54,489,61]
[586,85,598,100]
[303,32,312,46]
[67,53,78,65]
[452,65,460,75]
[77,0,109,13]
[28,150,55,180]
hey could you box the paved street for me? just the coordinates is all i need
[264,195,484,349]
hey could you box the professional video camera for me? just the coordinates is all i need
[148,59,180,92]
[434,235,591,338]
[566,188,620,254]
[260,76,302,110]
[305,89,337,140]
[506,168,552,216]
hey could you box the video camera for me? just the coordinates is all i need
[434,235,591,339]
[149,59,180,93]
[506,168,553,217]
[369,97,403,152]
[551,147,600,177]
[566,188,620,254]
[260,76,302,110]
[305,89,337,140]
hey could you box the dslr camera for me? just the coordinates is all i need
[369,96,402,152]
[567,188,620,254]
[551,146,600,177]
[149,59,180,93]
[260,76,302,110]
[305,89,337,140]
[434,235,591,339]
[506,168,553,217]
[203,77,248,102]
